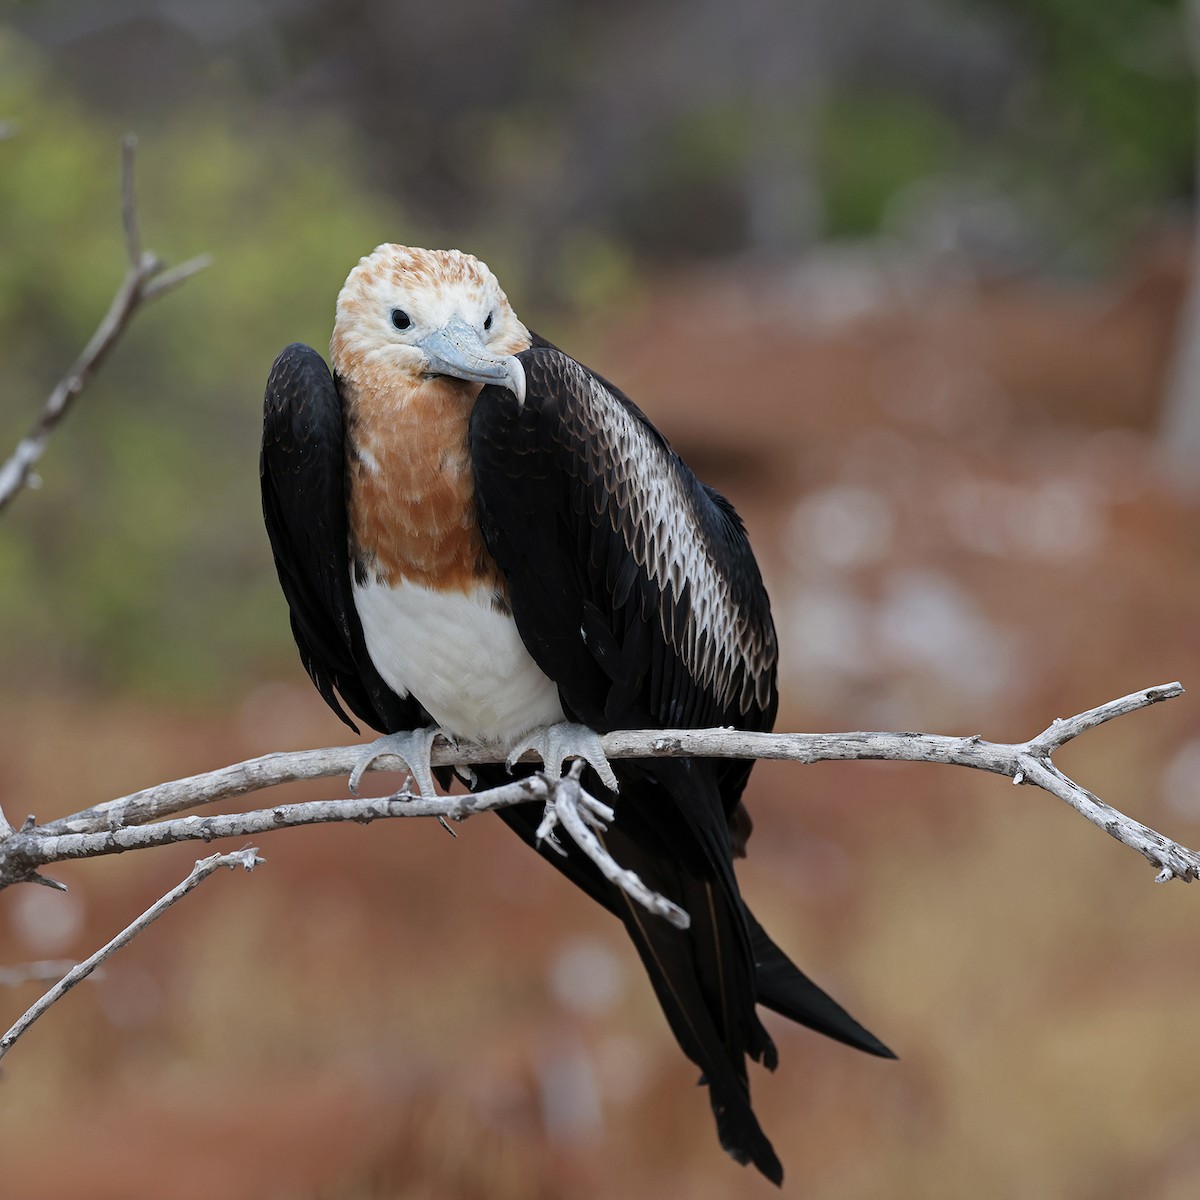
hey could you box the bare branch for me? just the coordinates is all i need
[141,253,214,301]
[548,762,691,929]
[0,137,208,514]
[1,683,1192,902]
[0,849,261,1062]
[0,686,1191,1067]
[1023,683,1183,756]
[20,777,552,864]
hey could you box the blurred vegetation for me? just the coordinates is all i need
[0,1,1195,700]
[990,0,1195,255]
[0,32,419,698]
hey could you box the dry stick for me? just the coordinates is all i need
[0,135,210,515]
[1,683,1194,900]
[20,777,552,862]
[13,775,674,920]
[0,849,261,1062]
[0,687,1192,1060]
[548,763,690,929]
[35,681,1184,840]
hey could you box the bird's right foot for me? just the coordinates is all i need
[504,721,618,793]
[349,726,447,798]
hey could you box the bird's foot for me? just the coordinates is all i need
[349,726,447,798]
[505,722,618,793]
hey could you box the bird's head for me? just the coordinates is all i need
[331,244,530,404]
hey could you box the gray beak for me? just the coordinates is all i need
[418,314,526,405]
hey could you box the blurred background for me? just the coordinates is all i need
[2,0,1200,1196]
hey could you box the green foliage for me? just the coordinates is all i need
[0,34,418,698]
[819,94,965,238]
[989,0,1195,234]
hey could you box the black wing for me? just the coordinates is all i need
[471,340,778,886]
[470,342,890,1184]
[472,340,778,747]
[260,343,423,736]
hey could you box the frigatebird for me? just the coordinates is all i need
[260,245,892,1183]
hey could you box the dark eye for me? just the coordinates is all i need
[390,309,411,331]
[484,311,494,331]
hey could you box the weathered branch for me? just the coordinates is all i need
[0,849,261,1062]
[541,762,690,928]
[31,682,1175,841]
[0,682,1192,895]
[0,135,210,514]
[0,685,1191,1065]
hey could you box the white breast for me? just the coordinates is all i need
[352,577,565,741]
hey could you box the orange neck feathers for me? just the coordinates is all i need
[343,373,500,594]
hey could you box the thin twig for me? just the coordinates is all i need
[0,849,261,1062]
[1023,683,1183,756]
[120,133,141,270]
[142,254,214,301]
[0,136,208,514]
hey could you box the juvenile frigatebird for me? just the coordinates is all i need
[261,245,892,1183]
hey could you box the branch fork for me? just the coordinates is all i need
[0,134,210,514]
[0,682,1193,1063]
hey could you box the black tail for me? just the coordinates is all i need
[602,818,784,1184]
[484,760,891,1183]
[746,910,896,1059]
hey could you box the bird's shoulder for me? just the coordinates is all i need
[516,332,672,454]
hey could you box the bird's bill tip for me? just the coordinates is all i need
[504,355,527,407]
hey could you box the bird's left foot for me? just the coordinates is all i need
[349,726,447,798]
[505,722,618,793]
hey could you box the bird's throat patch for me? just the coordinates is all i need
[344,376,504,596]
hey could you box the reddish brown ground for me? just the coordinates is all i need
[3,238,1200,1198]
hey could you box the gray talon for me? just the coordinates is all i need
[505,722,618,792]
[349,727,444,798]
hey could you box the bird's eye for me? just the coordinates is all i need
[484,311,494,331]
[390,309,412,331]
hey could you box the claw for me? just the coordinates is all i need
[349,727,445,798]
[505,722,619,793]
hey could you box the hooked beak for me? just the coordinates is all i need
[418,314,526,406]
